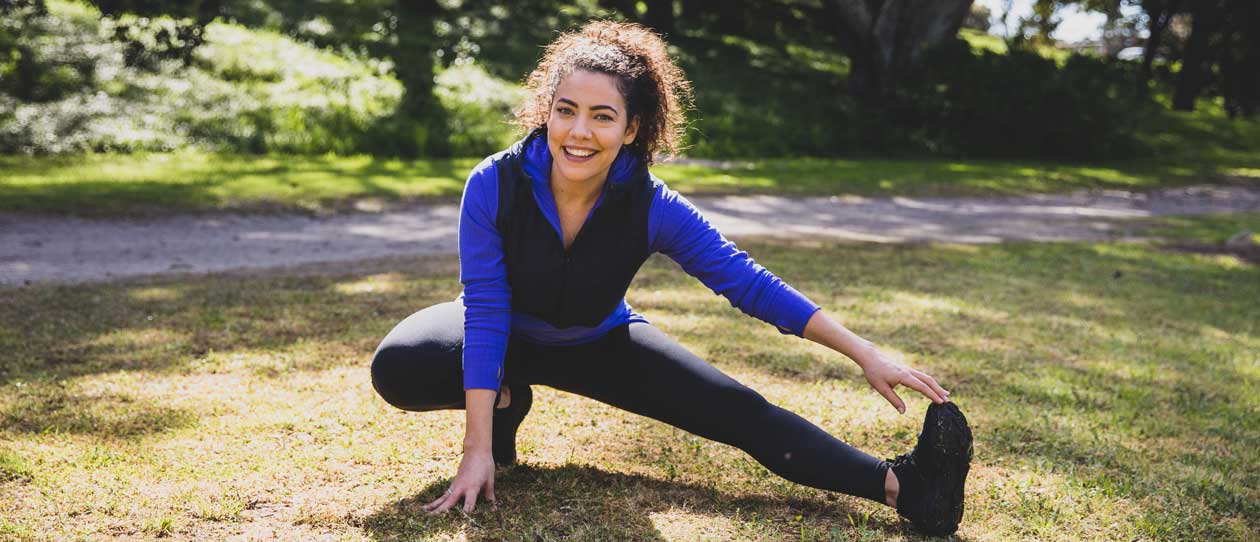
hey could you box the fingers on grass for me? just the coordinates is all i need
[424,489,456,514]
[423,494,448,514]
[462,488,480,513]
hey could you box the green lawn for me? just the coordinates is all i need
[2,150,1258,216]
[1,225,1256,540]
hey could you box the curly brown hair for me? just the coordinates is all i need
[514,20,693,165]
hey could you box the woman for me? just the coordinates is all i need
[370,21,973,536]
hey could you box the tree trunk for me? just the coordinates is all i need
[825,0,974,101]
[1139,1,1181,84]
[1172,1,1224,111]
[393,0,449,157]
[1218,0,1260,118]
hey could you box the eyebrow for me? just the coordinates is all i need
[557,97,619,115]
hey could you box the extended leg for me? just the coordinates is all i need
[530,322,889,503]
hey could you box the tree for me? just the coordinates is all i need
[0,1,50,101]
[1168,0,1257,113]
[391,0,448,157]
[1021,0,1062,46]
[1135,0,1184,84]
[963,3,993,31]
[821,0,974,101]
[1217,0,1259,116]
[1170,0,1225,110]
[91,0,223,67]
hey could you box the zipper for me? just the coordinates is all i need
[556,252,571,317]
[549,181,608,322]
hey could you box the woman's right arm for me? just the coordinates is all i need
[423,389,497,514]
[423,159,511,514]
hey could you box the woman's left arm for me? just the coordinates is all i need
[650,183,948,413]
[803,309,950,413]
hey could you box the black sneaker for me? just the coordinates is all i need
[886,401,973,536]
[491,384,532,466]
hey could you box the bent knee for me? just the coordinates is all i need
[369,346,410,408]
[370,343,458,411]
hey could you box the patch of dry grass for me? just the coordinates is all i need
[0,241,1256,541]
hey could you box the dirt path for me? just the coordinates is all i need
[3,184,1258,285]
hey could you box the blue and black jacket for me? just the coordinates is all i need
[458,128,821,390]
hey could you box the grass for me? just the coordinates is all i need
[1,219,1257,540]
[1137,212,1260,244]
[3,148,1258,216]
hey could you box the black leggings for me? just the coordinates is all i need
[370,300,889,504]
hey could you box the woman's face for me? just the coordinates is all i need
[546,69,639,186]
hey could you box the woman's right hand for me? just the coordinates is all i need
[422,449,497,514]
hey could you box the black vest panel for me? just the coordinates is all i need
[495,133,654,328]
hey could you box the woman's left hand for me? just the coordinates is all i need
[853,344,950,414]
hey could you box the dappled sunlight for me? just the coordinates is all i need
[1051,288,1123,316]
[87,326,191,352]
[3,239,1259,540]
[0,151,477,214]
[648,509,743,541]
[331,273,407,296]
[126,286,184,301]
[1227,167,1260,179]
[967,463,1149,542]
[1192,252,1254,269]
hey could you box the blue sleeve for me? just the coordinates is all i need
[459,158,511,390]
[648,180,821,336]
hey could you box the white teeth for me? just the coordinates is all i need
[565,147,596,157]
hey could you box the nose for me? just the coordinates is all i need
[571,116,593,140]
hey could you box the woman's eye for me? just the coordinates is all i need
[557,107,574,116]
[596,114,613,121]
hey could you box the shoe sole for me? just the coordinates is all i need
[917,401,974,535]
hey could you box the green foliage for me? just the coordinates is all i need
[0,448,33,483]
[0,1,532,156]
[182,22,402,154]
[3,0,1258,162]
[899,40,1160,159]
[674,27,1171,161]
[101,11,206,69]
[678,35,855,158]
[434,63,526,157]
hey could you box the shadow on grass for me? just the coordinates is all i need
[632,241,1259,537]
[0,256,463,387]
[1,239,1256,538]
[0,389,197,438]
[361,463,945,542]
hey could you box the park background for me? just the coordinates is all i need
[1,1,1258,541]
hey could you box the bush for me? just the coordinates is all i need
[679,36,856,158]
[676,33,1162,161]
[434,63,525,157]
[897,40,1159,160]
[0,2,1187,161]
[0,1,531,156]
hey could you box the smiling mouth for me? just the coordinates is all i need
[563,146,597,159]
